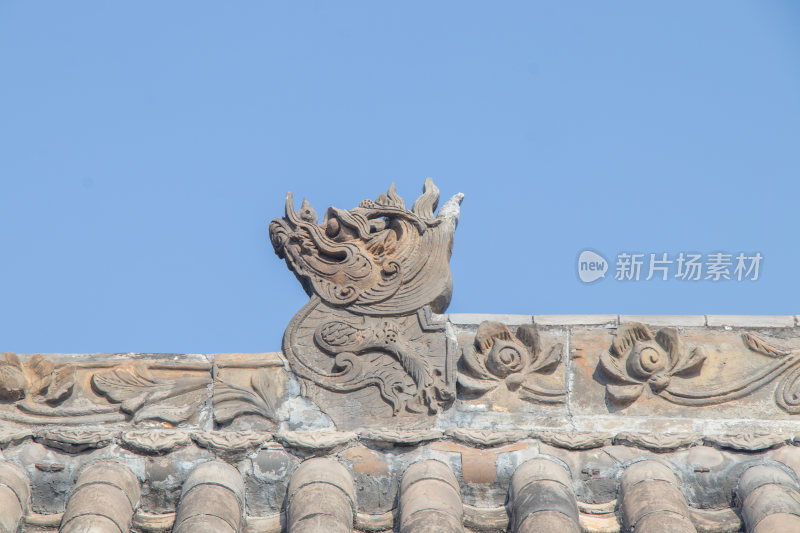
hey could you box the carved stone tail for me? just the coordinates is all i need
[0,461,29,533]
[738,464,800,533]
[509,458,580,533]
[173,461,245,533]
[399,459,464,533]
[619,460,696,533]
[287,458,355,533]
[60,461,141,533]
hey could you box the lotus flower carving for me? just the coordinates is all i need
[457,321,566,404]
[599,323,705,404]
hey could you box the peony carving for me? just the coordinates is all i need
[600,323,705,404]
[457,321,566,404]
[270,180,463,424]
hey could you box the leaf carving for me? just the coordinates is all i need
[515,324,541,356]
[742,333,791,358]
[251,370,276,415]
[517,376,567,404]
[91,364,209,424]
[92,365,170,412]
[606,383,644,403]
[213,369,277,425]
[530,343,563,373]
[2,353,22,369]
[456,372,497,394]
[599,351,638,385]
[460,345,495,381]
[672,347,706,376]
[610,323,652,357]
[655,328,681,371]
[134,390,207,425]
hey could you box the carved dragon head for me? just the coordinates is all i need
[269,179,463,316]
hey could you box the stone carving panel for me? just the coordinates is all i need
[0,352,75,405]
[270,179,463,428]
[594,322,800,415]
[0,353,284,429]
[457,321,566,405]
[599,323,706,404]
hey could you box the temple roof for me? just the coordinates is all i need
[2,183,797,532]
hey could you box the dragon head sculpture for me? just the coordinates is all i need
[270,178,463,316]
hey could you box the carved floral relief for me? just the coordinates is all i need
[598,322,800,413]
[599,323,706,404]
[0,353,281,428]
[457,321,566,404]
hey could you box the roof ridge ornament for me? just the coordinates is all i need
[269,180,463,427]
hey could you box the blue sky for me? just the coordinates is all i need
[1,2,798,353]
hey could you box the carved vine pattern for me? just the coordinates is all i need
[599,322,800,413]
[0,355,276,426]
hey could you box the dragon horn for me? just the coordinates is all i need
[436,192,464,228]
[284,191,301,226]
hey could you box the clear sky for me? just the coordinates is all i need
[1,2,798,353]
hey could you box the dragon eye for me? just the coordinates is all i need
[369,218,387,233]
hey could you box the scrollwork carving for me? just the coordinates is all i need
[275,429,356,451]
[120,430,191,454]
[614,431,700,452]
[35,428,118,453]
[0,350,283,428]
[445,427,528,447]
[704,432,788,451]
[532,431,611,450]
[776,365,800,414]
